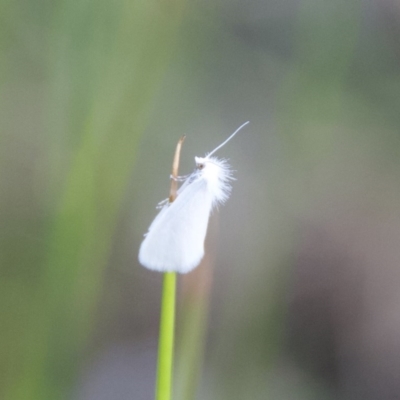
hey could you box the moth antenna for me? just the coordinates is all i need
[206,121,249,158]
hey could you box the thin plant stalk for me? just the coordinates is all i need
[156,272,176,400]
[155,135,185,400]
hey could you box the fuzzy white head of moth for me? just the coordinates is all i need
[138,121,249,274]
[193,156,233,207]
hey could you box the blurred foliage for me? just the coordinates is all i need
[0,0,185,399]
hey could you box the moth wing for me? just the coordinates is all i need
[138,178,213,273]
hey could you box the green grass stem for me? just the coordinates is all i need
[156,272,177,400]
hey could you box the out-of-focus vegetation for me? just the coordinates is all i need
[2,0,400,399]
[0,0,185,398]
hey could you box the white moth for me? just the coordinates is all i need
[139,121,249,274]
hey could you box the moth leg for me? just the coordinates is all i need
[156,198,169,209]
[170,174,189,182]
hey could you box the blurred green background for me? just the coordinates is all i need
[2,0,400,399]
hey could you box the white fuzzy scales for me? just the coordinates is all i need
[138,156,233,273]
[138,121,248,274]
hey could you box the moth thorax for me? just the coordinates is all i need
[194,156,221,184]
